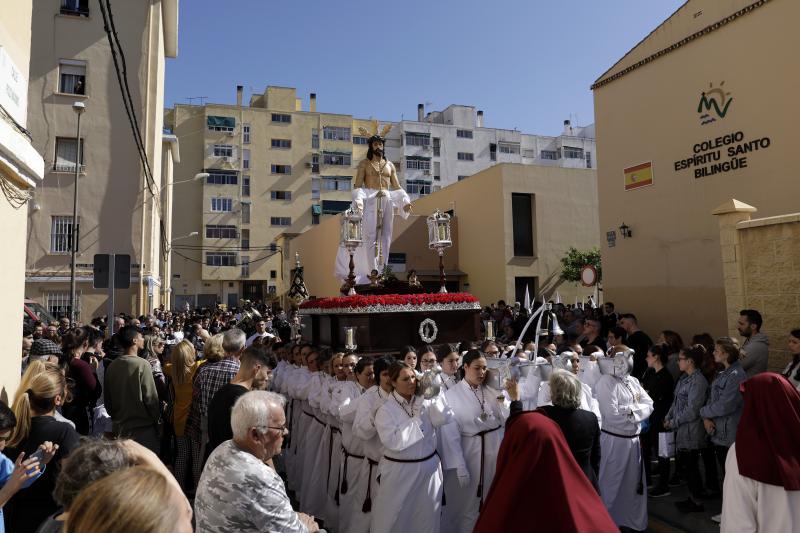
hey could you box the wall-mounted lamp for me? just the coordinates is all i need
[619,222,632,239]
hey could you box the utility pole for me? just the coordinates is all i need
[69,101,86,323]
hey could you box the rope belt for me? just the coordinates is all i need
[362,458,379,513]
[327,426,341,491]
[383,449,438,464]
[303,410,325,426]
[340,446,365,495]
[471,425,502,510]
[601,429,644,494]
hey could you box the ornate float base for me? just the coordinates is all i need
[299,293,480,354]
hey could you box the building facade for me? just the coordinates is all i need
[592,0,798,359]
[0,0,47,397]
[286,163,600,307]
[24,0,179,320]
[168,87,595,309]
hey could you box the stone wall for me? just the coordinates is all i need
[714,200,800,372]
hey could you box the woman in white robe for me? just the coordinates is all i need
[299,351,329,519]
[371,362,454,533]
[595,351,654,531]
[286,348,312,493]
[440,350,509,533]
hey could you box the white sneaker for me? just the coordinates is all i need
[711,513,721,524]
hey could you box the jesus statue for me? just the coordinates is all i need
[334,121,411,285]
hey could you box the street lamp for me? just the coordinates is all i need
[69,101,85,323]
[172,231,199,242]
[171,172,209,187]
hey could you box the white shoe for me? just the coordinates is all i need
[711,513,721,524]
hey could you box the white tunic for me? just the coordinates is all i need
[286,365,311,492]
[351,386,391,532]
[371,392,453,533]
[721,442,800,533]
[298,371,328,518]
[596,374,654,531]
[332,381,367,533]
[440,381,509,533]
[320,378,345,531]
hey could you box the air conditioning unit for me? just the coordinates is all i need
[222,156,232,163]
[305,162,312,167]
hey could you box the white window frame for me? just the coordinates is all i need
[271,139,292,149]
[50,216,74,253]
[206,252,237,267]
[322,153,351,166]
[54,137,85,173]
[499,142,521,154]
[270,191,292,201]
[210,198,233,212]
[406,159,431,171]
[205,224,238,239]
[271,113,291,123]
[311,178,321,199]
[321,176,352,191]
[213,144,233,157]
[322,126,351,141]
[457,152,474,161]
[271,164,291,175]
[46,291,81,317]
[242,123,251,144]
[270,217,291,227]
[242,175,250,196]
[456,129,473,139]
[58,59,86,95]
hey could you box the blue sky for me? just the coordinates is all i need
[165,0,686,136]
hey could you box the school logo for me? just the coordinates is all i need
[698,81,732,125]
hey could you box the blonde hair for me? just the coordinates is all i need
[16,360,48,403]
[142,335,162,360]
[203,333,225,362]
[10,363,66,447]
[170,340,197,385]
[65,466,185,533]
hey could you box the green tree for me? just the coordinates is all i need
[559,247,602,283]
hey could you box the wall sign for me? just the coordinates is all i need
[674,130,771,179]
[623,161,653,191]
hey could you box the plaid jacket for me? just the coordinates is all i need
[186,357,240,442]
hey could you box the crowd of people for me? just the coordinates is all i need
[5,300,800,532]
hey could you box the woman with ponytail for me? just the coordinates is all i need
[5,364,80,532]
[61,327,101,434]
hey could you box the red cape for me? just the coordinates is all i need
[735,372,800,490]
[473,411,618,533]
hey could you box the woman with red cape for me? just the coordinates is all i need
[474,409,618,533]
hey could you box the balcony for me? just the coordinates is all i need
[60,0,89,17]
[53,163,86,174]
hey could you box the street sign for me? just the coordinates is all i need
[93,254,110,289]
[93,254,131,289]
[114,254,131,289]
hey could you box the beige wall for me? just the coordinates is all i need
[287,163,600,305]
[714,202,800,371]
[25,0,176,319]
[592,0,799,341]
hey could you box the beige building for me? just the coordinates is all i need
[167,87,371,309]
[592,0,799,364]
[0,0,47,398]
[24,0,179,320]
[286,163,600,306]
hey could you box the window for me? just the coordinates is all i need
[321,200,351,214]
[311,178,321,199]
[213,144,233,157]
[434,162,441,180]
[512,193,534,257]
[205,225,238,239]
[46,291,80,318]
[270,270,277,279]
[405,133,431,147]
[312,213,320,225]
[241,256,250,278]
[563,146,584,159]
[242,175,250,197]
[50,216,74,253]
[433,137,441,156]
[271,139,291,149]
[271,164,291,174]
[540,150,559,160]
[207,116,235,132]
[206,252,237,266]
[311,129,319,149]
[323,126,351,141]
[60,0,89,17]
[405,180,431,196]
[322,176,352,191]
[241,203,250,224]
[323,152,351,166]
[242,148,250,170]
[271,191,292,201]
[270,217,291,226]
[59,60,86,95]
[456,129,473,139]
[522,149,536,158]
[499,142,521,154]
[210,198,233,212]
[457,152,474,161]
[586,152,593,169]
[54,137,84,172]
[271,113,291,123]
[206,172,238,185]
[405,158,431,171]
[490,143,497,161]
[353,136,369,145]
[241,229,250,250]
[242,124,251,144]
[311,153,319,174]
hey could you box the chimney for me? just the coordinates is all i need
[310,93,317,112]
[563,119,572,135]
[417,104,424,122]
[477,110,484,128]
[236,85,243,107]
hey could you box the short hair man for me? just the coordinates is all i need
[246,319,275,347]
[104,326,161,452]
[737,309,769,377]
[195,391,319,532]
[618,313,652,379]
[580,319,607,353]
[206,346,277,458]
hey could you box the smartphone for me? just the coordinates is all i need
[28,448,45,464]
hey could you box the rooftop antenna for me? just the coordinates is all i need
[186,96,208,105]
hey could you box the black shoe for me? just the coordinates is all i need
[649,486,671,498]
[675,498,705,513]
[697,488,722,500]
[668,476,683,487]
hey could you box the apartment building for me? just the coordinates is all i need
[168,86,595,309]
[0,0,47,394]
[24,0,179,319]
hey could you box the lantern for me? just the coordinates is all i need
[427,209,452,249]
[339,208,363,295]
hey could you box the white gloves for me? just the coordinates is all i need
[456,465,470,488]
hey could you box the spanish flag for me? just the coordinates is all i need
[623,162,653,191]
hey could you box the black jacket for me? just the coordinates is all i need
[641,367,675,432]
[538,404,601,491]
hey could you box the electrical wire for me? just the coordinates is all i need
[171,249,280,266]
